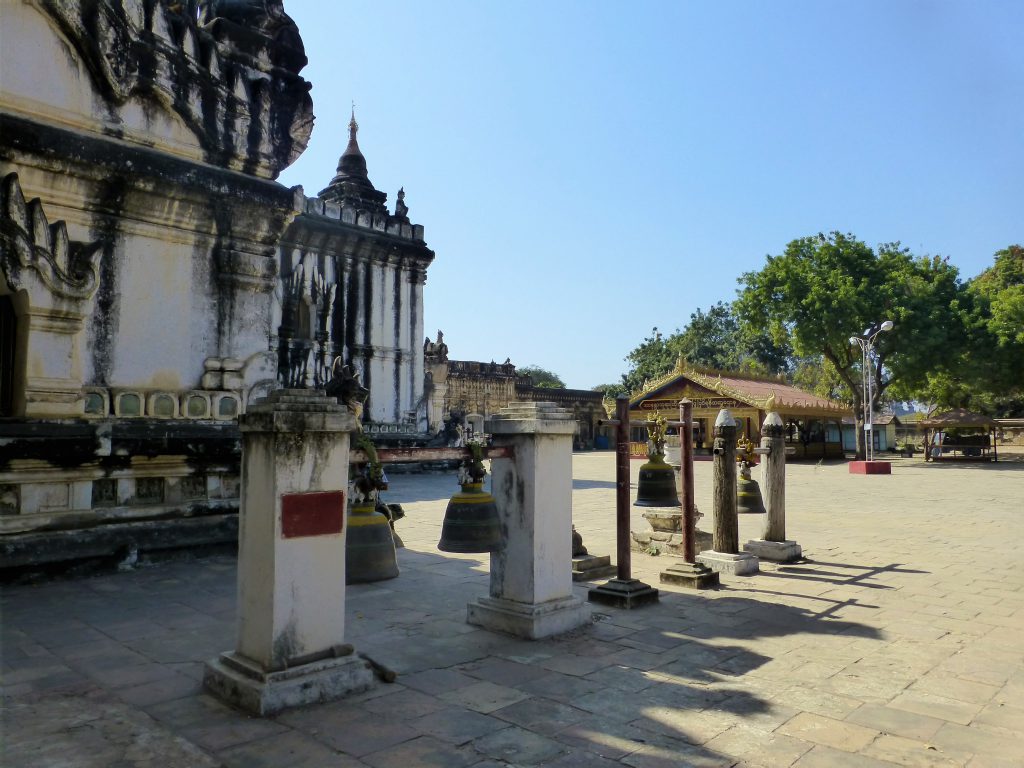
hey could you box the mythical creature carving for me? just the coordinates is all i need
[0,173,101,301]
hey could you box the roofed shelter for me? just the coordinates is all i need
[629,364,852,460]
[919,409,999,462]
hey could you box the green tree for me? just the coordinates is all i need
[518,365,566,389]
[620,304,792,394]
[961,245,1024,416]
[735,232,965,459]
[620,327,683,393]
[592,382,628,398]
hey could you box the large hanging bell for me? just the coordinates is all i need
[438,480,502,553]
[634,459,680,508]
[346,499,400,583]
[737,466,766,515]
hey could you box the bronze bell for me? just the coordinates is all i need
[737,464,766,515]
[346,499,400,583]
[438,480,502,553]
[634,459,680,508]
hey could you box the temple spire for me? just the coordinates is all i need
[317,104,388,214]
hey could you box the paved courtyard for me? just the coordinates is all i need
[3,454,1023,767]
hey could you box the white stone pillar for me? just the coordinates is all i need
[203,389,374,715]
[467,402,591,638]
[744,410,802,562]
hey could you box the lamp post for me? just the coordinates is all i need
[849,320,893,462]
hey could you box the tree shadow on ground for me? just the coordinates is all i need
[572,478,618,490]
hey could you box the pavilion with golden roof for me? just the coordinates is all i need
[628,363,853,459]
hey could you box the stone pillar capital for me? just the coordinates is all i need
[485,402,576,436]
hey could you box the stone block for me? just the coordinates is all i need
[659,561,720,589]
[203,651,375,716]
[744,539,802,562]
[467,595,591,640]
[696,550,759,575]
[587,578,659,609]
[571,553,617,581]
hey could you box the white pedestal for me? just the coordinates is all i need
[467,595,590,640]
[743,539,802,563]
[204,390,365,714]
[696,550,759,576]
[479,403,591,638]
[204,650,374,716]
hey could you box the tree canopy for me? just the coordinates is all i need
[734,232,965,456]
[518,365,566,389]
[620,302,790,393]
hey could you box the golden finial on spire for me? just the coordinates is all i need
[349,102,358,138]
[765,391,777,412]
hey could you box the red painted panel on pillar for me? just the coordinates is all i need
[281,491,346,538]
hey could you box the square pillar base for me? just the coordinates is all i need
[696,550,759,576]
[467,595,591,639]
[587,578,660,609]
[743,539,802,563]
[660,561,720,589]
[203,651,375,716]
[849,460,891,474]
[572,554,618,582]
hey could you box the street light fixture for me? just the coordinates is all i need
[850,320,894,462]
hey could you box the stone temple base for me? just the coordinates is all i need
[696,550,759,576]
[203,651,375,716]
[744,539,802,563]
[467,595,591,639]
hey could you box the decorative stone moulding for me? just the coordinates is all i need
[213,393,242,420]
[147,392,179,419]
[82,388,110,417]
[184,391,213,419]
[113,391,145,417]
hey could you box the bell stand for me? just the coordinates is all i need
[587,396,661,608]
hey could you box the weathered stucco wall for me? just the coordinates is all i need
[0,0,434,573]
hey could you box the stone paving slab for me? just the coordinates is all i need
[2,454,1023,767]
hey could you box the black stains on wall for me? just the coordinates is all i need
[89,176,129,386]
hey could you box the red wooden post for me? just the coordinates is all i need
[679,399,696,564]
[615,395,632,580]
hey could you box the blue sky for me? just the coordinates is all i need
[277,1,1023,389]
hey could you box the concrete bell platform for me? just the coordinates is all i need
[848,460,892,475]
[571,553,617,581]
[587,578,660,609]
[659,561,720,589]
[203,650,375,716]
[743,539,803,563]
[467,594,591,639]
[696,550,759,576]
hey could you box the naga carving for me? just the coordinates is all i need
[0,173,101,301]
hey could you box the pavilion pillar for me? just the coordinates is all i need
[743,410,802,562]
[697,409,758,576]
